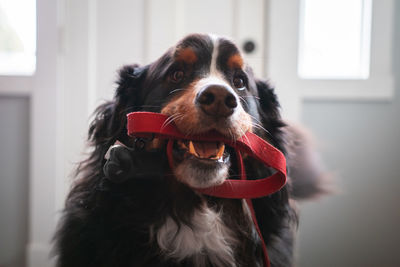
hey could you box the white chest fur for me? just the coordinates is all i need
[155,205,238,267]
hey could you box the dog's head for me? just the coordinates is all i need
[97,33,284,189]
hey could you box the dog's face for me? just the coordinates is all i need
[115,34,282,189]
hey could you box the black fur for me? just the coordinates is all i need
[53,34,304,267]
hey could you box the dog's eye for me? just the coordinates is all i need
[171,70,184,83]
[233,77,245,90]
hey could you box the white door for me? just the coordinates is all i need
[62,0,300,120]
[142,0,301,121]
[27,1,302,266]
[144,0,266,76]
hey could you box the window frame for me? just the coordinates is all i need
[0,75,33,95]
[266,0,395,101]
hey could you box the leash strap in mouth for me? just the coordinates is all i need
[126,111,287,267]
[126,111,287,199]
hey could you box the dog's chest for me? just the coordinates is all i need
[154,205,238,267]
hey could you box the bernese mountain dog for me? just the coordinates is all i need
[53,33,327,267]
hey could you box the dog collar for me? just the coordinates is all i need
[126,111,287,267]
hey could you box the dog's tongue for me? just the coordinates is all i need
[194,141,218,158]
[188,140,225,159]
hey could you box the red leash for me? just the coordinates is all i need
[126,112,287,267]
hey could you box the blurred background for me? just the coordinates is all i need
[0,0,399,266]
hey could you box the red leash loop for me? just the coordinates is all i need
[127,112,286,199]
[237,150,271,267]
[127,112,287,267]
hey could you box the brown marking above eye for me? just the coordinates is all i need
[176,47,198,64]
[227,54,244,69]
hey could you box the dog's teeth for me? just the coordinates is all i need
[188,141,199,157]
[216,143,225,159]
[186,140,224,160]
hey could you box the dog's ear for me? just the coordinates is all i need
[255,80,333,200]
[255,79,281,121]
[254,79,286,150]
[112,64,149,133]
[88,64,148,153]
[71,65,149,202]
[115,64,148,108]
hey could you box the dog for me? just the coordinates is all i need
[54,33,328,267]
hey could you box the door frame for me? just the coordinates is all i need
[26,0,60,266]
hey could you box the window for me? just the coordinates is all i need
[0,0,36,75]
[266,0,394,102]
[298,0,372,80]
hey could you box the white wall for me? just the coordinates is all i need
[297,2,400,266]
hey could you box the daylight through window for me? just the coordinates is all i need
[0,0,36,75]
[298,0,372,80]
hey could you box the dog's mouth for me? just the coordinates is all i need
[176,140,226,161]
[171,139,231,188]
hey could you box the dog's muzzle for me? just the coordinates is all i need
[126,111,286,199]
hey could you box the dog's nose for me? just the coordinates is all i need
[196,85,238,117]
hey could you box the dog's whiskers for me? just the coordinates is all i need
[241,95,260,100]
[239,127,253,152]
[161,113,184,130]
[238,95,250,109]
[169,88,186,95]
[252,123,270,135]
[184,126,198,139]
[249,115,273,136]
[227,128,237,145]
